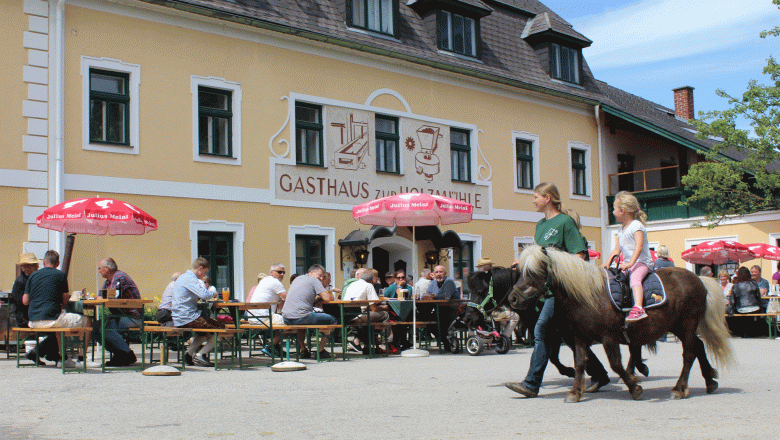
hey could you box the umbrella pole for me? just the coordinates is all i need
[95,235,100,295]
[402,225,429,358]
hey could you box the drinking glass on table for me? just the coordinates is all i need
[222,287,230,302]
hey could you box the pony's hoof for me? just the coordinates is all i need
[636,363,649,377]
[670,388,689,400]
[585,376,610,393]
[630,385,643,400]
[564,393,582,403]
[558,366,576,378]
[706,380,718,394]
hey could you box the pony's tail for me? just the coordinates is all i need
[697,276,735,370]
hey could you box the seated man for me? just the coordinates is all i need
[343,268,390,354]
[172,258,224,367]
[13,252,60,365]
[281,264,336,359]
[95,257,140,366]
[423,265,459,352]
[23,250,93,368]
[156,272,181,327]
[246,263,287,357]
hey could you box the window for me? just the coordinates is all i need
[438,11,477,57]
[376,115,399,173]
[551,43,580,84]
[191,76,242,165]
[198,231,234,297]
[349,0,395,36]
[451,129,470,182]
[89,69,129,145]
[453,241,474,298]
[516,139,533,190]
[295,235,325,274]
[198,87,232,157]
[296,103,324,166]
[81,56,140,154]
[572,148,587,196]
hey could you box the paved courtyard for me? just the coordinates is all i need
[1,337,777,439]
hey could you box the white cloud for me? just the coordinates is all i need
[573,0,777,68]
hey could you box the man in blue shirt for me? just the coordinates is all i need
[172,257,224,367]
[422,265,459,352]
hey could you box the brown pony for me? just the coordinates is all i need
[509,245,733,402]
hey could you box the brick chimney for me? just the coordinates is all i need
[672,86,694,120]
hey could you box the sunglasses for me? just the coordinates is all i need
[395,276,405,279]
[273,270,286,274]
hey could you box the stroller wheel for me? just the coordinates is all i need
[466,336,483,356]
[495,335,511,354]
[449,336,461,354]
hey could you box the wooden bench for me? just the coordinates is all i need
[12,327,91,374]
[189,328,244,370]
[725,312,780,338]
[242,324,341,362]
[143,326,186,369]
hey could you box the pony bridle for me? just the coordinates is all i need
[467,277,499,320]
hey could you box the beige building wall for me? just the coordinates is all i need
[3,1,606,298]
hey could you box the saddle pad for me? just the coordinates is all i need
[603,269,667,312]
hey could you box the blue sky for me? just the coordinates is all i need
[541,0,778,123]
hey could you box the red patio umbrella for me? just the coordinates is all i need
[680,240,757,266]
[745,243,780,261]
[36,197,158,292]
[352,192,473,357]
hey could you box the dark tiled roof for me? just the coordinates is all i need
[521,12,591,45]
[151,0,606,102]
[595,80,720,151]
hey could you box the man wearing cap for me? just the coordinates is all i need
[23,250,93,367]
[478,258,521,345]
[12,253,59,365]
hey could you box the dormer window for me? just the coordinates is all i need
[348,0,396,36]
[437,10,477,57]
[550,43,580,84]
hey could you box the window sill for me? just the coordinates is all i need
[550,77,584,89]
[84,142,138,155]
[437,50,482,63]
[347,26,399,42]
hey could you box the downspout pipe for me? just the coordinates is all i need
[595,104,609,257]
[52,0,66,254]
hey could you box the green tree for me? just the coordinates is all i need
[682,0,780,226]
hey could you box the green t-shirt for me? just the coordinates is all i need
[534,213,587,255]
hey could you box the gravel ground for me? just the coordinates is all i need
[1,336,778,439]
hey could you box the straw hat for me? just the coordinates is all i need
[476,257,493,268]
[18,252,40,265]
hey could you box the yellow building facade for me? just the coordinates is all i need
[2,0,606,299]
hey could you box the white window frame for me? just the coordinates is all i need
[189,220,246,301]
[568,141,592,201]
[81,56,140,155]
[512,131,540,195]
[514,236,535,261]
[458,233,482,273]
[191,76,242,165]
[289,225,336,275]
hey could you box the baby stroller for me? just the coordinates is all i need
[447,305,511,356]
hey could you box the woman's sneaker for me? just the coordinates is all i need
[626,306,648,322]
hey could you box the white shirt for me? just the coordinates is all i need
[247,276,286,317]
[413,278,432,299]
[617,219,653,268]
[344,279,379,301]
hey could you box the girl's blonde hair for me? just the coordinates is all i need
[535,182,582,229]
[614,191,648,224]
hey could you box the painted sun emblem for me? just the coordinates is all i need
[405,137,415,151]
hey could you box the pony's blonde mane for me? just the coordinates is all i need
[518,245,606,310]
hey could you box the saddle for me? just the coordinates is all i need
[605,256,666,312]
